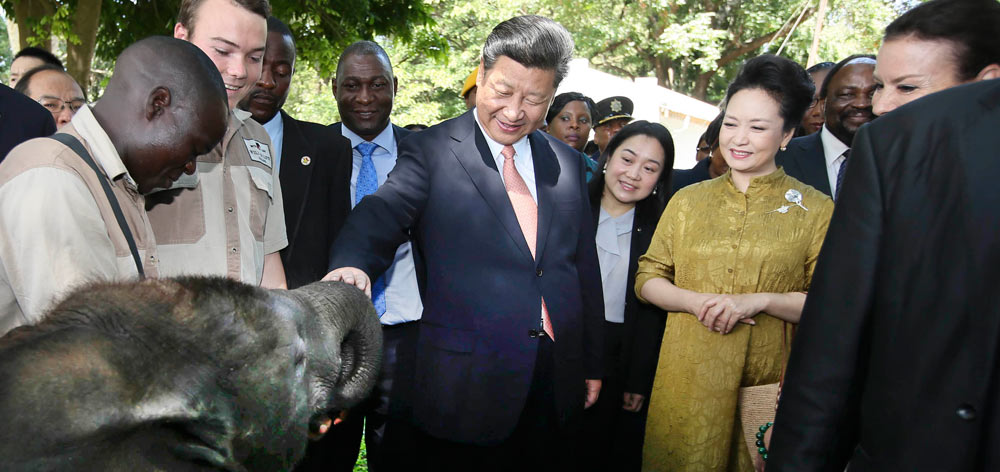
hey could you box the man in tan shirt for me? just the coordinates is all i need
[0,37,228,335]
[146,0,288,288]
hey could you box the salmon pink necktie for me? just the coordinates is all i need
[501,145,554,340]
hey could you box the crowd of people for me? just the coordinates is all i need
[0,0,998,470]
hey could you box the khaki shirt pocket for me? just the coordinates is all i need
[248,165,274,242]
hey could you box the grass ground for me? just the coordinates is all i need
[352,433,368,472]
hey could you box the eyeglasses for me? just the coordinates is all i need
[38,97,86,114]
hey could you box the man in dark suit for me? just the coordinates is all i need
[325,15,604,470]
[299,40,420,472]
[768,79,1000,470]
[0,83,55,160]
[237,17,353,290]
[776,55,876,199]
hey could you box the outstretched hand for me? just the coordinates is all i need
[322,267,372,298]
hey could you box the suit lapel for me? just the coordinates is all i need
[451,114,534,261]
[278,111,312,244]
[802,133,832,195]
[531,132,557,267]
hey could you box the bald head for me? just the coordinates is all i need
[94,36,228,194]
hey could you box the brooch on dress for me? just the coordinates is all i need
[767,189,809,214]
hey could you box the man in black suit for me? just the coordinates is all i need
[325,16,603,471]
[298,40,421,472]
[776,55,876,199]
[238,17,353,290]
[768,79,1000,470]
[0,83,55,160]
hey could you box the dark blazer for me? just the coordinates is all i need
[277,111,353,289]
[769,80,1000,470]
[0,84,55,161]
[776,132,831,196]
[329,110,604,445]
[670,158,711,196]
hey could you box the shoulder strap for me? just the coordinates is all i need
[49,133,145,278]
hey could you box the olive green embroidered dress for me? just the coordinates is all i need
[635,169,834,471]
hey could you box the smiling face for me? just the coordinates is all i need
[174,0,266,109]
[545,99,592,151]
[873,36,965,116]
[602,134,665,210]
[240,30,295,124]
[129,95,228,194]
[333,53,396,141]
[475,56,556,145]
[719,88,793,181]
[824,61,876,146]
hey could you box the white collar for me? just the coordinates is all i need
[820,124,850,166]
[342,121,396,156]
[472,107,531,163]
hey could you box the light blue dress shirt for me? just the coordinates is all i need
[342,122,423,325]
[262,113,284,173]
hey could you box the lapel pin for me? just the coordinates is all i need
[301,156,311,166]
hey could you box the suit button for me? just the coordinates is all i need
[956,404,977,421]
[528,329,542,338]
[536,269,543,277]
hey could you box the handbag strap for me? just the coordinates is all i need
[50,133,145,279]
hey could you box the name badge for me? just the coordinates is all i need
[243,139,273,168]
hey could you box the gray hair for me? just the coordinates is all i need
[481,15,574,88]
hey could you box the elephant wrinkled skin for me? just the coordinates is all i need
[0,276,382,471]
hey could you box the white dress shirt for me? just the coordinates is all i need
[820,124,850,199]
[262,112,284,173]
[342,122,423,325]
[473,108,537,204]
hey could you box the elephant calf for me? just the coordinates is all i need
[0,276,382,471]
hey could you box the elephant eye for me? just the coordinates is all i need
[295,351,306,367]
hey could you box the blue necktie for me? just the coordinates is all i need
[835,149,850,201]
[355,141,387,317]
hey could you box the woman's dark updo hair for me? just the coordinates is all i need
[545,92,596,125]
[588,120,674,228]
[722,54,815,132]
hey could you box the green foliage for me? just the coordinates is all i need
[0,17,12,81]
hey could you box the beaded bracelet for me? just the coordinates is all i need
[756,421,773,460]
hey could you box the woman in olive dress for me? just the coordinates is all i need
[635,55,834,471]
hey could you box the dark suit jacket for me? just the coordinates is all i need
[0,84,55,161]
[329,110,604,445]
[769,80,1000,470]
[776,132,831,196]
[588,196,666,396]
[670,158,711,196]
[276,111,353,289]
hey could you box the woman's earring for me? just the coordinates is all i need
[780,146,787,151]
[602,164,607,173]
[653,187,658,195]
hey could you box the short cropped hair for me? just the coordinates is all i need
[545,92,596,125]
[884,0,1000,82]
[13,64,74,97]
[723,54,815,132]
[177,0,270,34]
[819,54,876,100]
[14,47,63,69]
[336,40,393,81]
[481,15,574,88]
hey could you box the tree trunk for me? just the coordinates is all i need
[11,0,56,50]
[807,0,829,67]
[66,0,102,89]
[692,71,714,101]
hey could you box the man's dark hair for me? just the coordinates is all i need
[819,54,876,100]
[14,64,76,97]
[806,61,835,75]
[267,16,294,44]
[545,92,596,125]
[177,0,271,34]
[481,15,574,88]
[13,47,63,69]
[884,0,1000,82]
[588,120,675,229]
[335,40,393,81]
[723,54,815,132]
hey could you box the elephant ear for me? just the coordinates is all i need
[291,281,383,410]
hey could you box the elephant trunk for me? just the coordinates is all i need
[291,281,383,412]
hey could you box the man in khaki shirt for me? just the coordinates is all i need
[147,0,288,288]
[0,37,228,335]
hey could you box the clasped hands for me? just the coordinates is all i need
[695,293,765,335]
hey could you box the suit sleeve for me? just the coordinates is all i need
[768,124,882,470]
[325,133,354,254]
[573,154,605,379]
[328,134,428,279]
